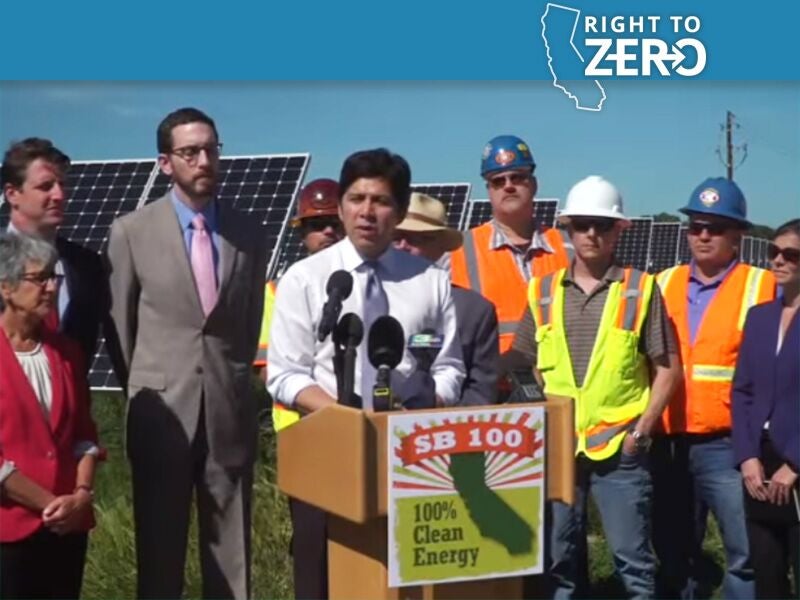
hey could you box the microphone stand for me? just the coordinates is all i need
[341,339,359,409]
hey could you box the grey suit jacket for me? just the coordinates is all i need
[106,195,267,467]
[452,285,499,406]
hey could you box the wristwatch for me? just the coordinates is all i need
[630,430,652,451]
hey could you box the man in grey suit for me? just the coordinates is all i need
[394,192,499,405]
[106,107,267,599]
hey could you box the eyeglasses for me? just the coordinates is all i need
[687,221,730,236]
[569,218,616,234]
[487,172,531,190]
[20,271,64,286]
[767,243,800,264]
[302,217,342,233]
[169,143,223,163]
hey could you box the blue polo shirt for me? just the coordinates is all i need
[687,258,738,344]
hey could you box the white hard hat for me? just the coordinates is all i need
[558,176,629,221]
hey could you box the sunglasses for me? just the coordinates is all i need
[687,221,731,236]
[569,218,616,234]
[767,243,800,264]
[487,172,531,190]
[302,217,342,232]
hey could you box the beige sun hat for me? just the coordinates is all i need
[397,193,463,252]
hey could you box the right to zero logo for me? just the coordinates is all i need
[541,4,708,111]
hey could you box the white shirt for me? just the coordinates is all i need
[267,237,465,408]
[15,344,53,419]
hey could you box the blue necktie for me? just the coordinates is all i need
[361,261,389,408]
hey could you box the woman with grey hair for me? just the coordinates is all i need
[0,232,102,599]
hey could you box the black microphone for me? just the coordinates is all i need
[317,270,353,342]
[367,316,405,412]
[407,330,444,374]
[333,313,363,408]
[506,369,546,404]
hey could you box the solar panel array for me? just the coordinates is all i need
[648,222,681,273]
[616,218,654,272]
[411,183,471,230]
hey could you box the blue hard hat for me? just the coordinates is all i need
[480,135,536,177]
[680,177,750,226]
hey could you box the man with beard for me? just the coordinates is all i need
[106,107,268,599]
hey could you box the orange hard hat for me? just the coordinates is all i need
[291,178,340,226]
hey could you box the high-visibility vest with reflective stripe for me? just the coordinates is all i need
[451,222,572,353]
[253,280,277,368]
[253,280,301,432]
[657,263,776,434]
[529,267,655,460]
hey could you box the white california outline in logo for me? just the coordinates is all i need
[541,3,607,112]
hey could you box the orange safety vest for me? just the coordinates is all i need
[657,263,776,434]
[450,222,572,353]
[253,280,277,368]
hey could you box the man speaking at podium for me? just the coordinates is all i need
[267,148,465,598]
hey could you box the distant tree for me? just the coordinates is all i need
[646,213,681,223]
[749,224,774,240]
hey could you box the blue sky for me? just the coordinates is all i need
[0,81,797,227]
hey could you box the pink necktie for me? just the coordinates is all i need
[191,214,218,316]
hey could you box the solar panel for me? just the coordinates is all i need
[411,183,471,231]
[616,217,654,271]
[677,225,692,264]
[464,199,493,229]
[648,222,681,273]
[533,199,559,231]
[146,154,310,280]
[741,236,753,265]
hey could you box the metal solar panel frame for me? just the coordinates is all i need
[410,182,472,231]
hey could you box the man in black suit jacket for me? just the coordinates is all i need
[394,193,499,405]
[2,138,109,369]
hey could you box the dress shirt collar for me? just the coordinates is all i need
[6,221,58,244]
[489,219,554,255]
[170,189,217,233]
[338,236,398,273]
[689,257,738,287]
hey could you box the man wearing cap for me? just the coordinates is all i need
[450,135,572,358]
[394,192,500,406]
[652,178,775,600]
[510,176,681,598]
[253,178,343,600]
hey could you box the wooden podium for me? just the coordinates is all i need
[277,397,574,599]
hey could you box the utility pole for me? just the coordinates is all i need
[717,111,747,180]
[726,111,734,180]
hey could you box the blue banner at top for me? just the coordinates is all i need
[1,0,798,81]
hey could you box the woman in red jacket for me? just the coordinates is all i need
[0,232,101,599]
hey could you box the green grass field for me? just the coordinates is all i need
[84,387,724,599]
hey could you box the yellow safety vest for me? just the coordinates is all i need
[254,280,301,432]
[528,267,655,460]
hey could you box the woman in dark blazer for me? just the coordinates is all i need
[732,218,800,599]
[0,232,101,600]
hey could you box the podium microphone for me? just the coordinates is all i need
[317,270,353,342]
[367,316,405,412]
[407,330,443,374]
[332,313,363,408]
